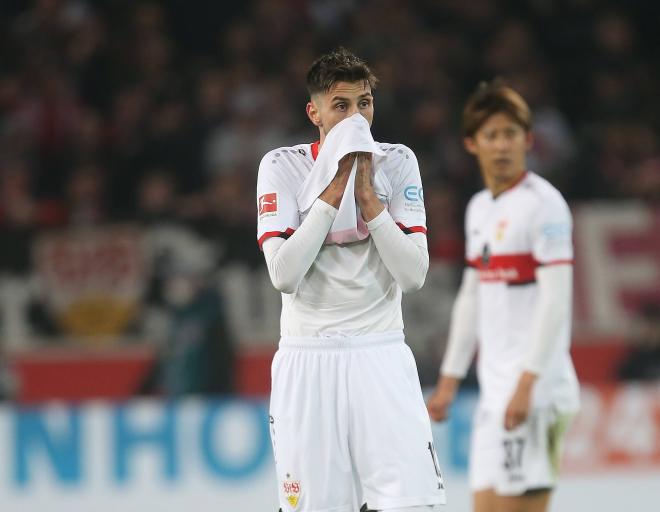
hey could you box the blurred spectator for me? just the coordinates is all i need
[64,163,107,226]
[618,303,660,381]
[140,234,234,396]
[424,182,463,264]
[195,171,262,269]
[136,168,178,225]
[0,162,39,275]
[0,160,65,274]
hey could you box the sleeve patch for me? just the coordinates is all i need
[258,193,278,216]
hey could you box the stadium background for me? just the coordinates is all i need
[0,0,658,510]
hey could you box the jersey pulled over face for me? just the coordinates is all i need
[465,172,579,413]
[465,112,532,196]
[307,81,374,143]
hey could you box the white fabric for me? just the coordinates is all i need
[297,113,386,244]
[262,199,336,293]
[440,267,479,377]
[524,265,573,374]
[464,172,579,413]
[270,332,446,512]
[469,405,573,495]
[256,140,427,338]
[265,206,429,296]
[367,209,429,292]
[383,506,442,512]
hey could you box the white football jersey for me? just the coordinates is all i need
[465,172,579,412]
[257,141,427,337]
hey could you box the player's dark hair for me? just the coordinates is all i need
[462,79,532,137]
[306,47,378,96]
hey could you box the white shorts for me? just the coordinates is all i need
[469,404,573,496]
[269,331,446,512]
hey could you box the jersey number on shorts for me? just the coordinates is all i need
[502,437,525,470]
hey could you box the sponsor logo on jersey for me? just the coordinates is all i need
[282,476,301,508]
[404,185,424,201]
[471,252,538,284]
[258,193,278,216]
[542,222,570,239]
[479,267,522,281]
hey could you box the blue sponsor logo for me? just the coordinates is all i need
[542,223,570,239]
[404,185,424,201]
[11,399,271,487]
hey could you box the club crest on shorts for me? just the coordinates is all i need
[282,476,301,508]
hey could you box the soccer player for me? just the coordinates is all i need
[426,81,580,512]
[257,48,446,512]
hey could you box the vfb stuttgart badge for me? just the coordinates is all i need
[282,476,301,508]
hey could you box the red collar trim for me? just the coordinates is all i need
[509,170,528,190]
[311,141,320,161]
[492,171,528,199]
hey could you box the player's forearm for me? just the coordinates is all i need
[366,209,428,292]
[436,374,461,395]
[522,264,573,374]
[263,200,337,293]
[440,268,479,378]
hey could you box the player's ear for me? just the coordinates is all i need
[525,131,534,151]
[464,136,477,155]
[306,99,322,127]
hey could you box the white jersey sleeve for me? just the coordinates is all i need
[530,190,573,265]
[256,151,301,249]
[387,146,427,235]
[441,267,479,377]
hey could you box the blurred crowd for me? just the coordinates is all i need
[1,0,659,267]
[0,0,659,395]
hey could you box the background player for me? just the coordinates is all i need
[426,81,580,512]
[257,48,446,512]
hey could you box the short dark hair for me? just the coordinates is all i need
[462,79,532,137]
[306,47,378,96]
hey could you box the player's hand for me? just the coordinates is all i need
[504,371,537,430]
[354,152,374,197]
[427,375,460,422]
[319,153,355,209]
[354,152,384,222]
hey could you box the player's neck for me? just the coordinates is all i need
[485,170,527,198]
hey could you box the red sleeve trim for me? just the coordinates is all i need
[539,259,573,267]
[396,222,427,235]
[257,228,295,249]
[466,259,478,268]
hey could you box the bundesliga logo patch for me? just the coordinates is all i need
[259,192,278,216]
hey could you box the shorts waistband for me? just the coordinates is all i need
[279,330,404,350]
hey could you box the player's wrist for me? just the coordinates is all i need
[438,374,460,395]
[516,370,538,392]
[319,188,342,209]
[358,194,384,222]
